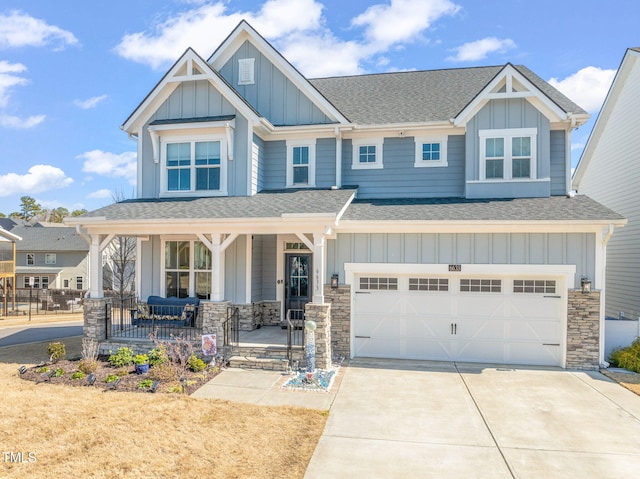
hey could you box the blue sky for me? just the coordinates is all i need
[0,0,637,215]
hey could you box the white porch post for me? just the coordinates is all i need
[312,232,325,304]
[210,234,224,301]
[89,235,103,298]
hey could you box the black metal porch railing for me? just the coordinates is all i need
[107,296,202,341]
[286,309,305,366]
[223,306,239,349]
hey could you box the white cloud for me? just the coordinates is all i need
[352,0,460,49]
[571,142,585,151]
[0,165,73,197]
[74,95,108,110]
[0,10,78,50]
[279,32,365,77]
[115,0,323,70]
[448,37,516,62]
[0,60,28,107]
[113,0,458,77]
[548,66,616,113]
[79,150,137,185]
[87,188,113,199]
[0,114,45,129]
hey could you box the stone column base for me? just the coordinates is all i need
[305,303,332,370]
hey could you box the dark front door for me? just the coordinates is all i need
[285,254,312,319]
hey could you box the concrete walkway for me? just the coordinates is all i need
[305,358,640,479]
[191,366,342,410]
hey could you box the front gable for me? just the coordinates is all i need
[454,64,581,128]
[209,21,348,127]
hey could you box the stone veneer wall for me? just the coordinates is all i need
[259,301,281,326]
[84,298,109,342]
[201,301,231,351]
[304,303,331,369]
[566,289,601,370]
[324,285,351,358]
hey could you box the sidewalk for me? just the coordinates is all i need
[0,313,83,328]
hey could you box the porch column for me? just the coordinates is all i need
[210,234,224,301]
[89,235,103,298]
[312,233,325,304]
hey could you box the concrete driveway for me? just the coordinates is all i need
[305,358,640,478]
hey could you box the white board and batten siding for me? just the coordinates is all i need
[345,263,575,367]
[574,50,640,319]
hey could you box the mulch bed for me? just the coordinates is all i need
[18,356,221,395]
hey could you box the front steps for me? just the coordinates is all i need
[228,345,304,372]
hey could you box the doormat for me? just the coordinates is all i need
[282,369,337,392]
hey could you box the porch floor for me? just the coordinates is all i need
[238,325,287,348]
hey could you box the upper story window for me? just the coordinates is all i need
[238,58,255,85]
[352,138,383,170]
[161,134,227,196]
[286,139,316,187]
[414,136,448,168]
[45,254,56,265]
[479,128,537,181]
[26,253,35,265]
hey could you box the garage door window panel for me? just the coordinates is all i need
[513,279,556,294]
[359,277,398,291]
[409,278,449,291]
[460,279,501,292]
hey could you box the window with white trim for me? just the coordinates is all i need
[76,276,83,290]
[163,240,211,299]
[479,128,537,180]
[286,139,316,187]
[414,136,448,167]
[460,279,502,292]
[26,253,34,265]
[161,135,227,195]
[63,279,69,289]
[23,276,49,289]
[45,253,56,265]
[238,58,255,85]
[352,139,383,169]
[359,277,398,290]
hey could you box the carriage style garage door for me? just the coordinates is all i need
[353,274,565,366]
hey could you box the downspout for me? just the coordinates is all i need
[565,127,572,195]
[599,223,615,367]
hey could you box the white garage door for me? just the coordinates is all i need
[353,275,564,366]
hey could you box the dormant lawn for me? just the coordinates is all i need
[0,361,327,478]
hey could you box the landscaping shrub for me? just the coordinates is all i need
[108,347,135,368]
[148,345,169,366]
[609,338,640,373]
[137,379,154,390]
[187,353,206,372]
[104,374,119,384]
[149,362,180,382]
[78,359,99,374]
[47,342,66,363]
[52,368,65,378]
[71,371,85,380]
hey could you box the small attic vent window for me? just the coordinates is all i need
[238,58,255,85]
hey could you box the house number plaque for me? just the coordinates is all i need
[448,264,462,272]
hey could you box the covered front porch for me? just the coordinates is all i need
[67,189,356,370]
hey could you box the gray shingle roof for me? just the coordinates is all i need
[12,226,89,252]
[309,65,587,125]
[341,195,624,222]
[82,188,357,221]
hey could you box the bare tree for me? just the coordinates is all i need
[103,191,136,300]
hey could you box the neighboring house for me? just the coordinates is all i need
[573,47,640,351]
[68,21,625,370]
[8,223,89,292]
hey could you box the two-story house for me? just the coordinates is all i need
[68,21,625,370]
[9,223,89,293]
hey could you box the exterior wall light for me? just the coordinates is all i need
[331,274,339,289]
[581,277,592,294]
